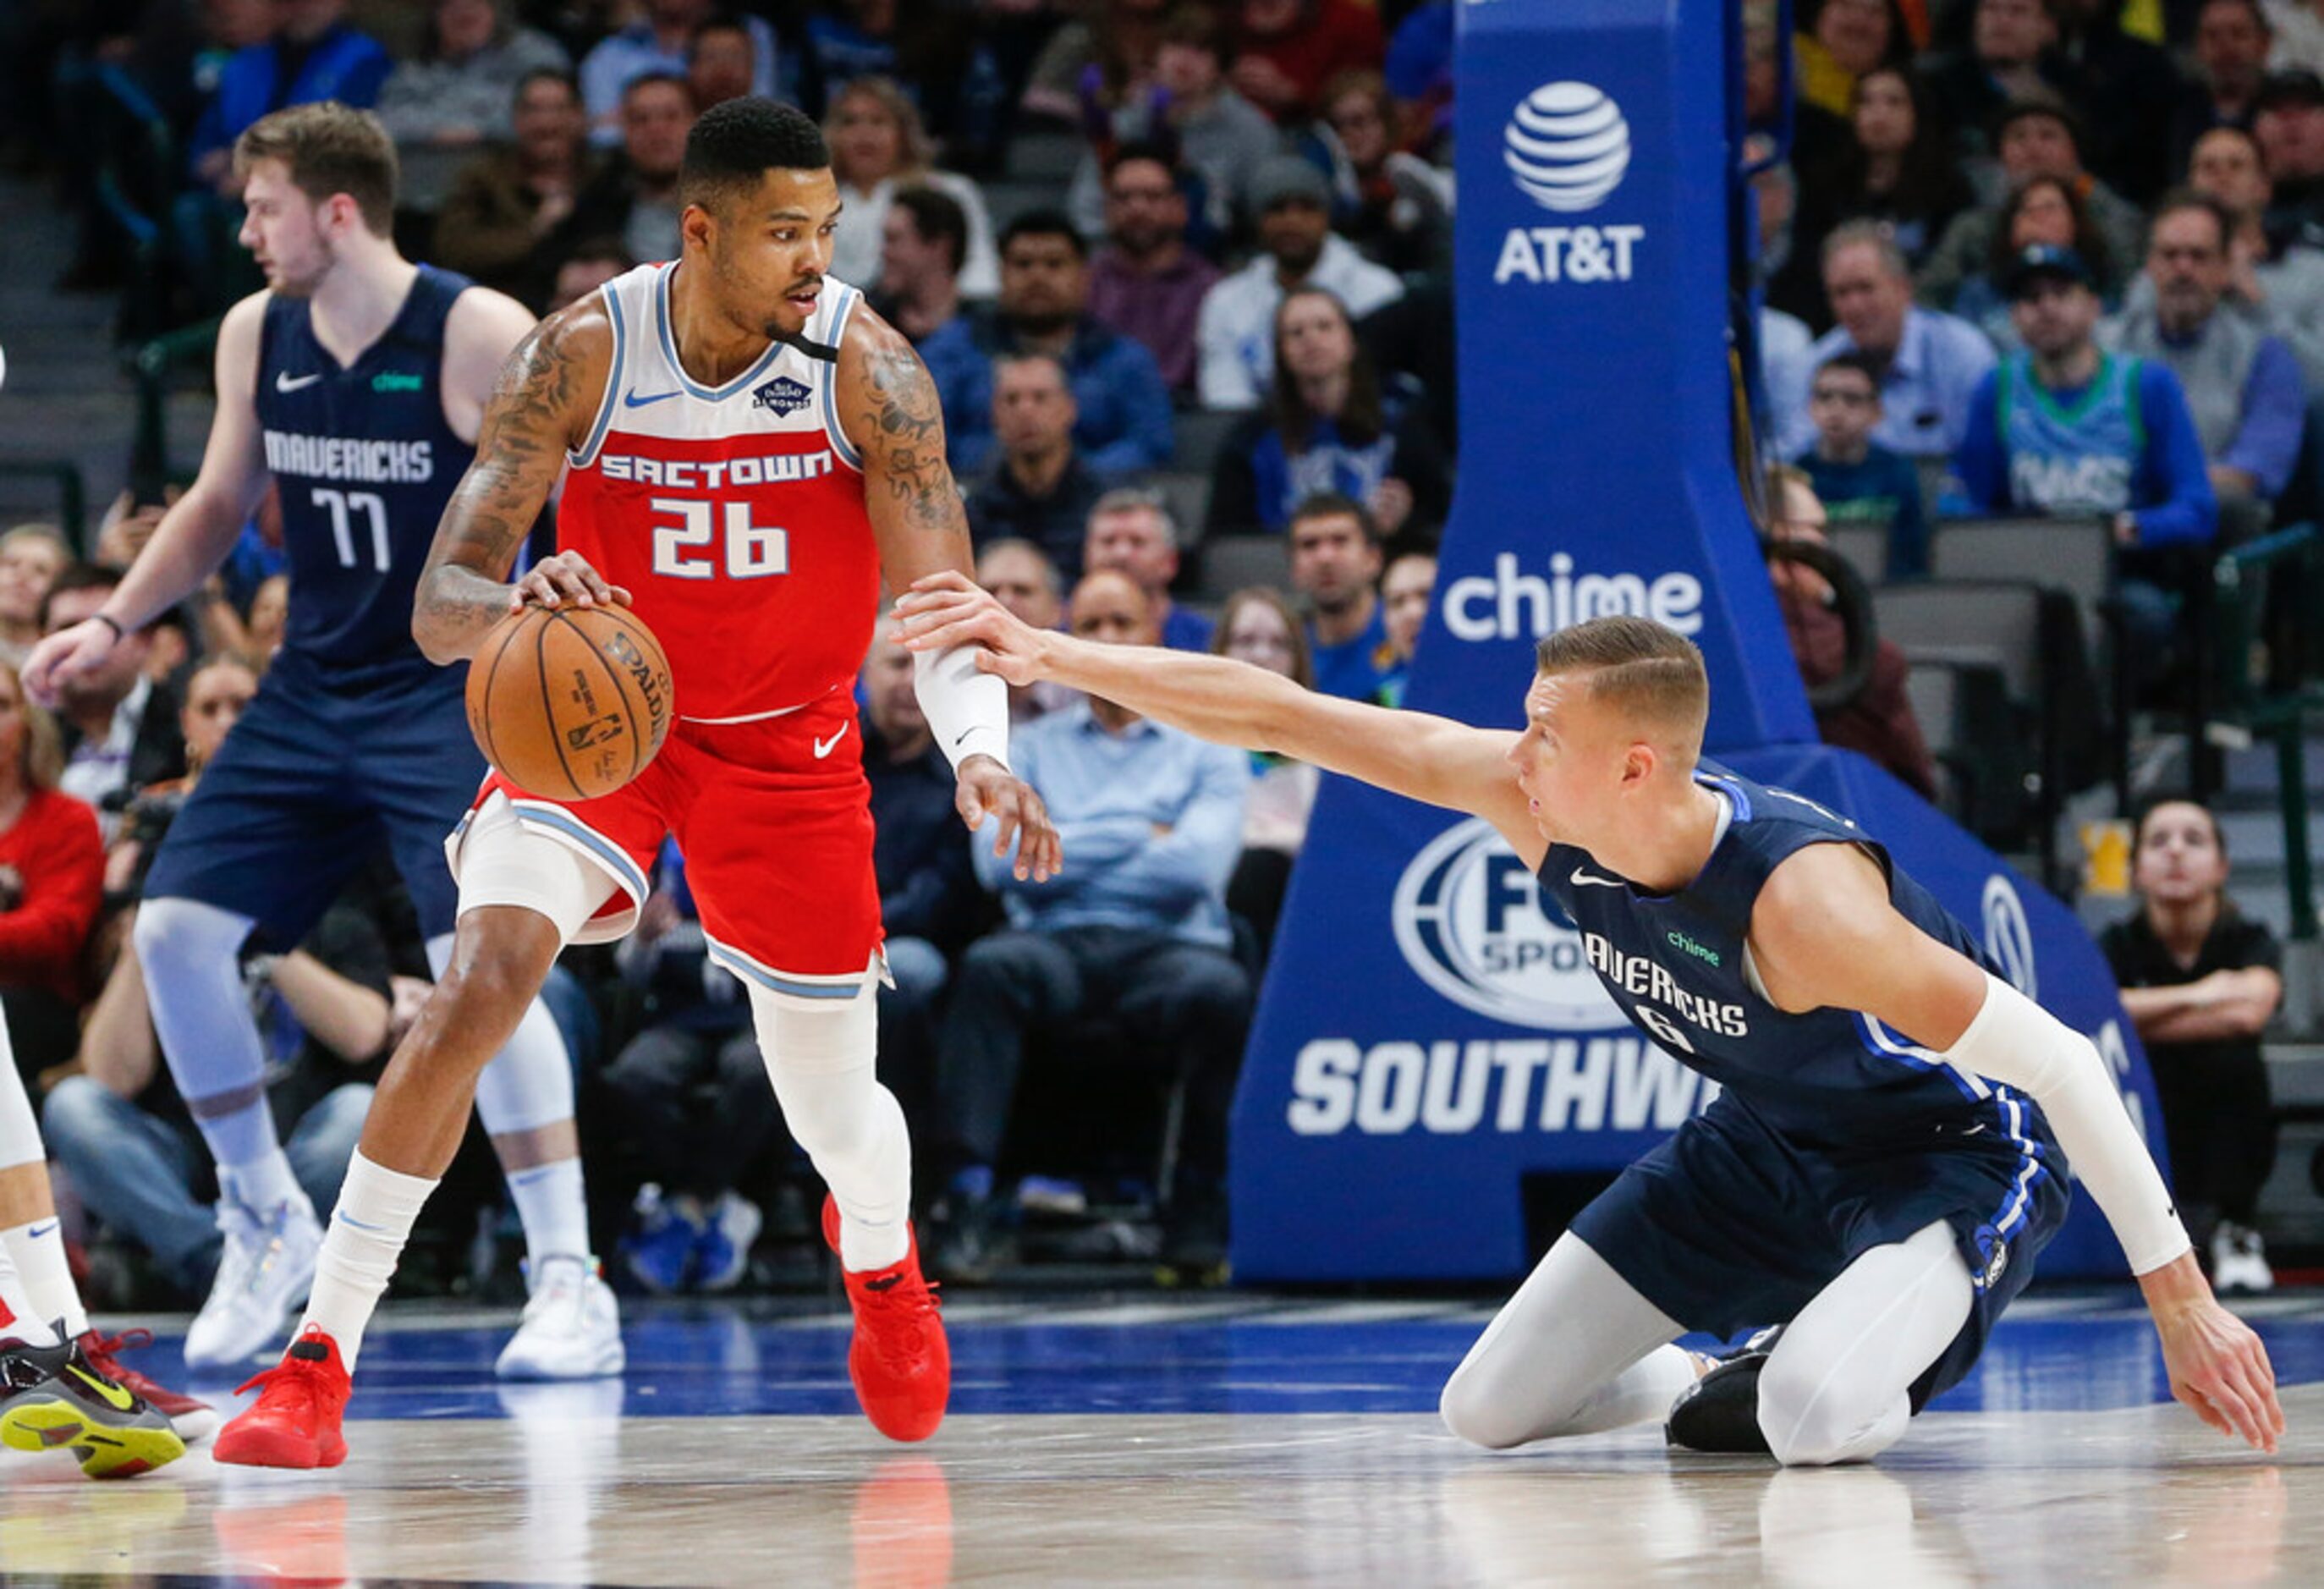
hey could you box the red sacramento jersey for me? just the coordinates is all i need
[559,263,880,723]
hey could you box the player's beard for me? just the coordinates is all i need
[270,233,338,299]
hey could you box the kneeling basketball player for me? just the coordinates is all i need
[896,575,2283,1464]
[215,100,1059,1466]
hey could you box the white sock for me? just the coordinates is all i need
[747,983,910,1272]
[302,1150,438,1372]
[1,1218,87,1338]
[0,1249,58,1346]
[505,1157,590,1271]
[219,1146,305,1217]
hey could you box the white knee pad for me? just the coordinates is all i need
[449,792,624,945]
[430,933,576,1135]
[133,895,256,980]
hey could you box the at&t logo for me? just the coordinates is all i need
[1497,81,1642,285]
[1393,819,1624,1027]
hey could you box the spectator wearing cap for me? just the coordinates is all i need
[578,0,777,146]
[1198,156,1404,410]
[1949,243,2217,666]
[2169,0,2272,174]
[1915,96,2146,311]
[2254,67,2324,238]
[1087,142,1223,397]
[1781,222,1997,459]
[948,212,1176,479]
[2105,191,2307,510]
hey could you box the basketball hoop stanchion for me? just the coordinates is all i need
[1226,0,2164,1283]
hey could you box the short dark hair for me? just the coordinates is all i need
[1160,3,1226,58]
[624,70,693,107]
[679,96,829,214]
[691,13,753,51]
[1000,207,1089,260]
[233,102,399,236]
[1812,349,1884,394]
[2151,186,2235,255]
[38,561,124,632]
[562,235,636,272]
[1288,492,1382,546]
[2131,793,2228,859]
[2200,0,2270,31]
[514,68,580,110]
[1994,93,2084,159]
[1107,137,1181,180]
[891,184,969,275]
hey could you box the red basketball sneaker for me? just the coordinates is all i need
[213,1327,351,1469]
[822,1196,948,1442]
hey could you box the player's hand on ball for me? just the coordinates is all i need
[957,756,1062,882]
[2159,1295,2283,1453]
[895,571,1049,685]
[20,619,120,707]
[513,552,630,613]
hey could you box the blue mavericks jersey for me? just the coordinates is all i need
[1997,349,2143,516]
[1536,763,2052,1158]
[255,265,474,670]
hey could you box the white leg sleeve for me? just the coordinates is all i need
[1439,1233,1697,1449]
[745,980,912,1272]
[1756,1220,1973,1466]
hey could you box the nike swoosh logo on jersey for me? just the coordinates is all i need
[274,371,322,393]
[65,1365,139,1412]
[624,388,681,408]
[1569,866,1626,888]
[813,723,850,759]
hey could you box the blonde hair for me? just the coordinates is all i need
[0,661,66,792]
[827,76,934,181]
[1535,616,1710,745]
[1211,586,1314,690]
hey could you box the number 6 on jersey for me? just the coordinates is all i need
[649,496,788,580]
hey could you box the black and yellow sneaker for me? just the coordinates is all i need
[0,1334,188,1478]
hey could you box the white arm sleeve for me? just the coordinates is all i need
[1943,971,2191,1276]
[913,644,1010,773]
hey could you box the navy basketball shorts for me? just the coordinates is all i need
[142,649,485,948]
[1569,1091,2071,1409]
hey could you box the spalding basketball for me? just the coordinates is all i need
[466,604,673,800]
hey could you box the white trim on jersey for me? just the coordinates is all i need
[652,263,790,403]
[568,283,629,470]
[818,282,865,473]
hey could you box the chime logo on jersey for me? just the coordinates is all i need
[1392,819,1624,1027]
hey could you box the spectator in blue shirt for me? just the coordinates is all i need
[578,0,777,146]
[928,569,1252,1282]
[187,0,393,189]
[1950,243,2218,671]
[1796,351,1933,579]
[2105,191,2306,513]
[948,211,1177,479]
[1781,223,1998,459]
[1083,487,1213,653]
[1289,493,1392,701]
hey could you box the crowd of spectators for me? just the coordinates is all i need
[8,0,2310,1293]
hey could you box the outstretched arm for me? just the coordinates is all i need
[838,307,1063,882]
[1749,842,2283,1454]
[895,571,1544,864]
[413,303,622,664]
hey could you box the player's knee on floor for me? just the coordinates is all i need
[1438,1358,1550,1451]
[1755,1353,1907,1467]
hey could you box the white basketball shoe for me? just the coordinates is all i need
[184,1192,323,1370]
[495,1255,625,1380]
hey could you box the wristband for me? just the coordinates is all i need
[93,613,125,642]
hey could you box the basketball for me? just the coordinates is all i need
[465,603,674,800]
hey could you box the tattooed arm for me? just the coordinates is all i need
[837,303,978,592]
[413,300,619,664]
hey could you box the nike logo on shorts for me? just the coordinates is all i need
[275,371,322,393]
[1569,866,1625,888]
[813,723,850,758]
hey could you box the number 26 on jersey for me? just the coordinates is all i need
[648,496,788,580]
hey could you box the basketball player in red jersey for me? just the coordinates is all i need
[214,98,1061,1467]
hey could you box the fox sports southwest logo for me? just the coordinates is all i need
[1393,819,1624,1026]
[1504,82,1630,212]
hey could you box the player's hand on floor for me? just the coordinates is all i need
[956,755,1062,882]
[895,572,1048,685]
[2159,1296,2283,1454]
[513,552,630,612]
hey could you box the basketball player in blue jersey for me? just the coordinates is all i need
[24,104,622,1380]
[898,579,2286,1464]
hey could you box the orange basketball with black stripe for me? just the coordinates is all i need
[464,604,674,800]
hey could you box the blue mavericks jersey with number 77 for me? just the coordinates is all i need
[253,264,474,671]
